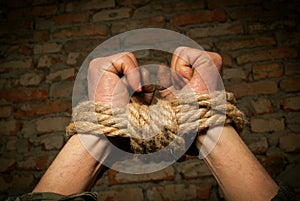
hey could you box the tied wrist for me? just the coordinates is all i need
[65,91,246,155]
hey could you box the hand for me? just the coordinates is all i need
[158,47,222,99]
[88,52,156,106]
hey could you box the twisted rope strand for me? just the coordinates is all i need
[66,91,246,154]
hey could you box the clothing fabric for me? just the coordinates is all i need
[8,181,296,201]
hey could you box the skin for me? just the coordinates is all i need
[33,47,278,200]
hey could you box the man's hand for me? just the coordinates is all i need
[158,47,222,99]
[88,52,156,106]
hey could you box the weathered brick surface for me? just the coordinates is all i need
[243,136,268,154]
[251,118,285,133]
[146,183,212,201]
[108,166,174,185]
[187,22,244,38]
[177,159,212,179]
[0,89,48,102]
[33,43,62,55]
[1,0,299,199]
[226,81,278,98]
[36,117,70,134]
[279,134,300,153]
[249,98,273,115]
[236,48,297,65]
[216,37,276,51]
[170,10,226,27]
[98,187,143,201]
[93,8,133,22]
[53,24,107,39]
[280,78,300,92]
[252,63,283,80]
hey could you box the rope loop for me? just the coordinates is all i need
[66,91,246,154]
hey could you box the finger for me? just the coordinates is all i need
[130,67,156,105]
[111,52,142,92]
[157,64,177,100]
[172,47,223,93]
[170,47,192,89]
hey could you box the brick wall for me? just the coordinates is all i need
[0,0,299,200]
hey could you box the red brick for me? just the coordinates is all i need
[35,155,50,170]
[281,96,300,111]
[93,8,133,22]
[108,166,174,185]
[170,10,226,27]
[15,100,71,118]
[49,81,73,98]
[251,118,285,133]
[187,22,244,38]
[13,174,35,190]
[64,38,103,53]
[252,63,283,80]
[0,89,48,102]
[6,139,17,151]
[284,62,300,75]
[34,43,62,55]
[0,120,20,136]
[229,7,278,20]
[41,135,64,150]
[280,78,300,92]
[257,155,285,176]
[17,73,43,86]
[0,59,33,72]
[119,0,151,6]
[221,54,233,67]
[147,183,212,201]
[248,20,296,34]
[111,16,166,35]
[177,159,212,179]
[32,30,49,42]
[0,19,33,31]
[52,13,90,25]
[243,136,268,154]
[46,68,75,83]
[134,0,205,17]
[226,81,277,98]
[36,117,70,134]
[216,37,276,51]
[6,0,27,7]
[0,105,13,118]
[66,0,115,12]
[0,158,16,172]
[37,55,65,68]
[66,52,83,66]
[279,134,300,153]
[53,24,107,39]
[236,48,298,65]
[98,187,143,201]
[8,5,57,18]
[18,155,50,170]
[286,113,300,133]
[208,0,262,8]
[249,98,273,115]
[222,68,247,81]
[0,175,12,192]
[30,5,57,16]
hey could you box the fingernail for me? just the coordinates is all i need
[136,83,142,92]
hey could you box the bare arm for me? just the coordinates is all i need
[33,135,110,195]
[196,126,278,201]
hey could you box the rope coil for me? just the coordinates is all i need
[66,91,246,154]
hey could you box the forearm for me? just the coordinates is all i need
[33,135,110,195]
[196,125,278,201]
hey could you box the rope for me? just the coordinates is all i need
[66,91,246,154]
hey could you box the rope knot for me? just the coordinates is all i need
[66,91,246,155]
